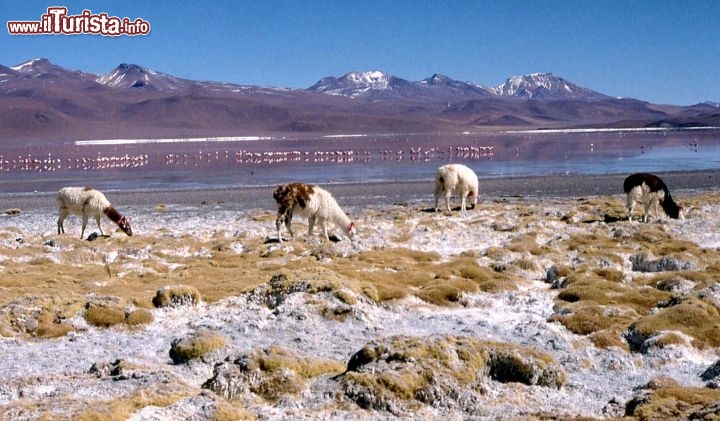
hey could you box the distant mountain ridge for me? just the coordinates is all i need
[308,70,609,101]
[0,58,717,142]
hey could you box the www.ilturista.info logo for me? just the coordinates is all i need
[7,7,150,36]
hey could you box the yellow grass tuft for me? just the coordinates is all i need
[152,285,201,308]
[169,330,227,364]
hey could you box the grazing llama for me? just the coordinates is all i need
[57,187,133,238]
[273,182,356,242]
[623,173,683,222]
[434,164,479,212]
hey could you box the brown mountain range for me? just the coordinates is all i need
[1,59,717,144]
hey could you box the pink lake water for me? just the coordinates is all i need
[1,129,718,195]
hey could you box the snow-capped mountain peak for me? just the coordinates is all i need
[10,58,52,73]
[491,72,608,100]
[346,70,390,85]
[97,63,188,90]
[308,70,396,98]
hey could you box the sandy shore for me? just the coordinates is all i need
[4,170,720,212]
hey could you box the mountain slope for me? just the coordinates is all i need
[0,58,714,143]
[490,73,610,100]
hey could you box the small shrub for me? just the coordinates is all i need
[627,297,720,351]
[152,285,201,308]
[85,306,126,328]
[35,322,74,338]
[125,309,154,326]
[169,330,226,364]
[335,289,357,306]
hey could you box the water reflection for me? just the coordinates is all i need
[1,129,718,194]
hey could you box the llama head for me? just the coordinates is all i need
[678,205,693,221]
[346,222,357,239]
[118,216,133,236]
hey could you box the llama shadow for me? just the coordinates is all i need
[602,213,626,223]
[581,213,626,224]
[422,205,476,213]
[264,236,290,244]
[86,232,111,241]
[264,234,342,244]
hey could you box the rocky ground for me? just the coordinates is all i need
[1,186,720,420]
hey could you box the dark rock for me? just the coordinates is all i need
[701,359,720,381]
[630,254,694,272]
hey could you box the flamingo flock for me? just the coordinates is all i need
[0,144,494,174]
[0,152,148,173]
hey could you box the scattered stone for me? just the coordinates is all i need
[545,265,569,289]
[701,359,720,381]
[2,208,21,215]
[630,254,694,272]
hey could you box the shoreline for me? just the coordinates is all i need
[3,169,719,212]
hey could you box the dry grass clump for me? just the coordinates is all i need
[84,302,154,329]
[549,267,673,349]
[334,248,516,306]
[337,335,566,413]
[68,385,198,421]
[626,297,720,351]
[203,345,344,402]
[169,330,227,364]
[152,285,201,308]
[124,309,154,326]
[0,295,85,339]
[556,277,669,314]
[85,305,127,328]
[625,383,720,420]
[505,233,551,256]
[33,310,75,338]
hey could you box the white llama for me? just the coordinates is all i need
[273,182,356,242]
[434,164,479,212]
[57,187,133,238]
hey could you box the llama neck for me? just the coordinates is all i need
[103,206,123,224]
[661,194,681,219]
[331,209,353,234]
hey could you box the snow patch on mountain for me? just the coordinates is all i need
[491,73,609,100]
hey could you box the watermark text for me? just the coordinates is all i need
[7,7,151,36]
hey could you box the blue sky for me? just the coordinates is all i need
[2,0,718,105]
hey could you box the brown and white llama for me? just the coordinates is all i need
[273,182,356,242]
[57,187,133,238]
[623,173,684,222]
[434,163,479,212]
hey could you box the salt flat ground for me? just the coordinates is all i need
[1,185,720,420]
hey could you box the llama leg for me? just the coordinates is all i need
[307,215,316,237]
[434,183,443,212]
[321,218,329,241]
[96,216,104,236]
[626,195,635,221]
[57,209,68,234]
[285,218,295,239]
[81,215,89,238]
[642,203,651,223]
[445,191,452,212]
[460,190,468,212]
[275,215,284,242]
